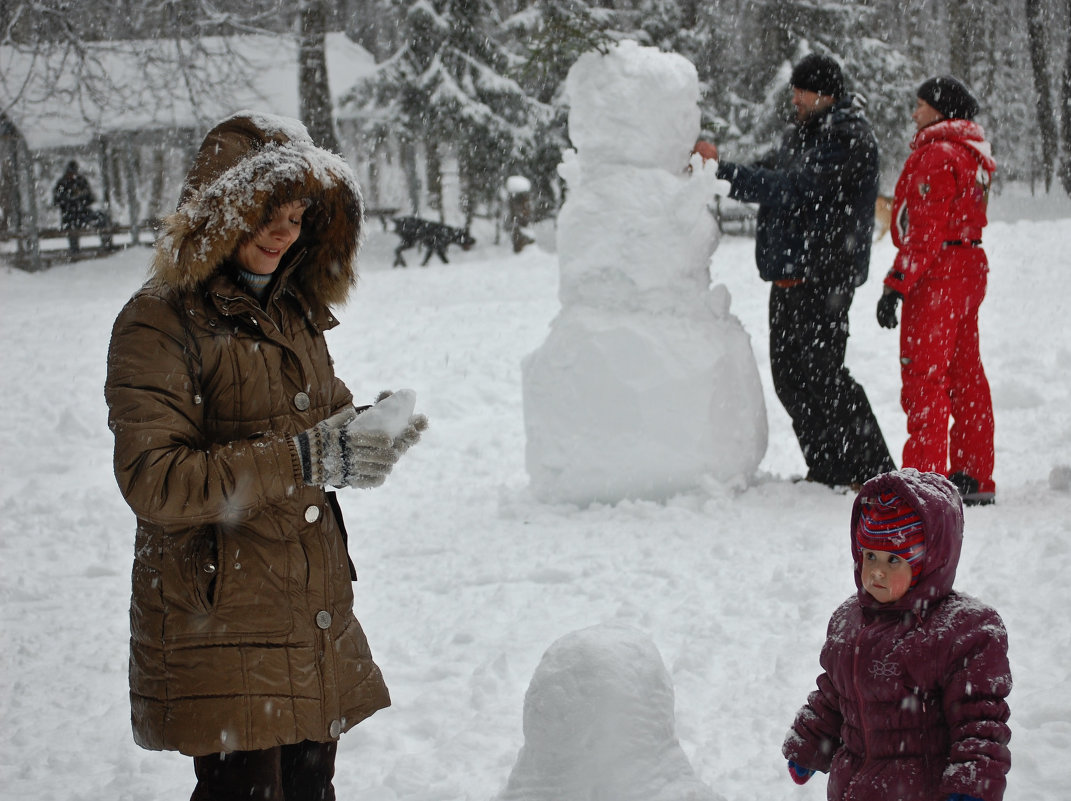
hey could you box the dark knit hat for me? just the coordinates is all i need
[790,54,845,98]
[856,491,926,586]
[917,75,979,120]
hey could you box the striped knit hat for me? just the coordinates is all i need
[856,491,926,586]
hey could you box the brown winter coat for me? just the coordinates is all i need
[105,112,390,756]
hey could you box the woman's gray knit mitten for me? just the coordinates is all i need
[394,414,429,455]
[293,408,399,488]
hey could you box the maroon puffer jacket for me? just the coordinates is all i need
[784,470,1011,801]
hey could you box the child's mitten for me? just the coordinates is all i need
[787,760,816,785]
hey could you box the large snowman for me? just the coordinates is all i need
[521,40,767,505]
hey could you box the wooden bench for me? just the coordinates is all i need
[713,196,757,236]
[0,222,159,243]
[0,221,161,270]
[365,207,400,231]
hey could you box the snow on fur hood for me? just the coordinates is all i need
[850,469,964,616]
[151,111,364,307]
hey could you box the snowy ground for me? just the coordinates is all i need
[1,189,1068,800]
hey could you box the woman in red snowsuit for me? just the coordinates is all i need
[876,76,997,506]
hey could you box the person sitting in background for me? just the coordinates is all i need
[53,160,112,251]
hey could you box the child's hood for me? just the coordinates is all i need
[850,469,964,614]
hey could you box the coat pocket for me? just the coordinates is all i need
[164,524,295,643]
[190,528,220,612]
[151,526,219,617]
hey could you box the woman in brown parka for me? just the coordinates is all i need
[105,111,425,800]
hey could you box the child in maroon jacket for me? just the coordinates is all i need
[783,469,1011,801]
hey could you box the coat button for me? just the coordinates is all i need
[316,610,332,629]
[329,719,341,738]
[304,505,320,523]
[294,392,311,411]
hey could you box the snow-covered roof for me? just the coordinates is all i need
[0,33,376,150]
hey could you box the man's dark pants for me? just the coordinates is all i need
[769,281,895,486]
[191,740,337,801]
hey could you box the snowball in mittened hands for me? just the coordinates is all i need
[349,389,417,438]
[353,389,427,457]
[292,408,399,488]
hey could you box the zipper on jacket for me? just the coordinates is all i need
[846,620,873,800]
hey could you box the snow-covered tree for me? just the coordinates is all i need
[348,0,549,220]
[1027,0,1061,190]
[300,0,342,151]
[1062,9,1071,195]
[504,0,614,215]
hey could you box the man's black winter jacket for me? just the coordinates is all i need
[717,94,879,288]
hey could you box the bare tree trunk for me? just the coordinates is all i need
[747,0,800,98]
[400,139,421,215]
[948,1,981,82]
[149,147,166,220]
[425,142,443,220]
[299,0,342,153]
[1060,0,1071,195]
[120,133,140,243]
[1026,0,1059,191]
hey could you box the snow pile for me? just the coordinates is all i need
[497,623,725,801]
[521,40,767,504]
[1,209,1069,801]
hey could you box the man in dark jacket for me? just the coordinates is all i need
[695,54,894,487]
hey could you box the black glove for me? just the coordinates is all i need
[293,408,399,489]
[876,289,902,329]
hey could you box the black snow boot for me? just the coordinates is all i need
[949,472,996,507]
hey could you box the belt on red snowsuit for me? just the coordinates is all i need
[942,239,982,247]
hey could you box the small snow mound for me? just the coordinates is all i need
[58,407,93,439]
[496,623,725,801]
[1050,464,1071,492]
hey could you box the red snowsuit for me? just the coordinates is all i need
[784,470,1012,801]
[885,120,997,493]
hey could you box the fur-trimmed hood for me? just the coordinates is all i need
[152,111,363,307]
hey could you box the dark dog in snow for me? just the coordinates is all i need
[391,216,476,267]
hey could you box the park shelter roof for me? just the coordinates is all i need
[1,33,375,151]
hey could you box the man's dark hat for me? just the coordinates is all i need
[790,54,845,98]
[917,75,979,121]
